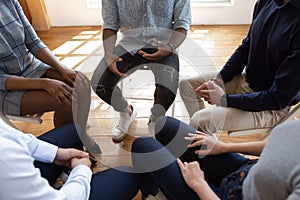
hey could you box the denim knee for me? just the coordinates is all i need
[132,137,157,153]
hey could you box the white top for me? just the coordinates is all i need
[0,119,92,200]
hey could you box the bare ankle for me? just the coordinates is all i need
[122,105,133,114]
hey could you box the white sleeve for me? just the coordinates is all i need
[0,137,92,200]
[0,119,58,163]
[23,134,58,163]
[60,165,93,199]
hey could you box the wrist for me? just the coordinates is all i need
[222,142,233,154]
[53,63,66,72]
[104,52,115,58]
[40,78,49,90]
[166,43,176,56]
[220,94,227,107]
[211,77,223,87]
[104,53,116,62]
[166,43,176,52]
[190,178,206,190]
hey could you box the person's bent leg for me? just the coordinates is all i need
[179,72,217,118]
[91,45,140,112]
[91,58,128,112]
[34,124,84,185]
[20,67,91,128]
[20,90,73,128]
[150,53,179,120]
[38,124,84,149]
[89,166,139,200]
[132,137,199,200]
[155,116,199,161]
[191,105,288,135]
[155,117,250,186]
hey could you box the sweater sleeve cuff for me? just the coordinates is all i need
[220,94,228,107]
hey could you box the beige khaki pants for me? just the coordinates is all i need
[179,72,289,134]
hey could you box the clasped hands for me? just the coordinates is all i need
[105,38,173,77]
[54,148,92,170]
[195,80,225,106]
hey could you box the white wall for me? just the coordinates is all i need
[44,0,102,26]
[191,0,256,24]
[44,0,256,26]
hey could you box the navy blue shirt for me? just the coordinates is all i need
[219,0,300,111]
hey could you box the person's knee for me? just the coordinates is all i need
[190,111,211,133]
[132,137,155,153]
[91,60,107,93]
[156,66,179,91]
[179,77,190,94]
[155,116,169,140]
[91,73,101,93]
[92,84,107,99]
[69,124,84,140]
[54,101,72,113]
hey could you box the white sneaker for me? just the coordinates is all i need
[112,105,136,142]
[148,120,155,136]
[148,115,157,136]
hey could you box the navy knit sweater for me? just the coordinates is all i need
[219,0,300,111]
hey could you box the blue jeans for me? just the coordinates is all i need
[132,117,255,200]
[35,124,139,200]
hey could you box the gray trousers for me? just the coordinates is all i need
[179,72,289,134]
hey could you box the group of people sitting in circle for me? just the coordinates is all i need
[1,0,300,199]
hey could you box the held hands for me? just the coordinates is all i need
[195,80,225,106]
[138,38,172,61]
[54,148,91,169]
[71,157,92,169]
[104,54,128,77]
[185,131,226,155]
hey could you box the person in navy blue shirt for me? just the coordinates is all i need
[179,0,300,134]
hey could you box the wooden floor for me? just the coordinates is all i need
[12,25,265,199]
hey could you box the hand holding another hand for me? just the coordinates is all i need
[71,157,92,169]
[54,148,90,168]
[138,38,173,61]
[195,81,225,106]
